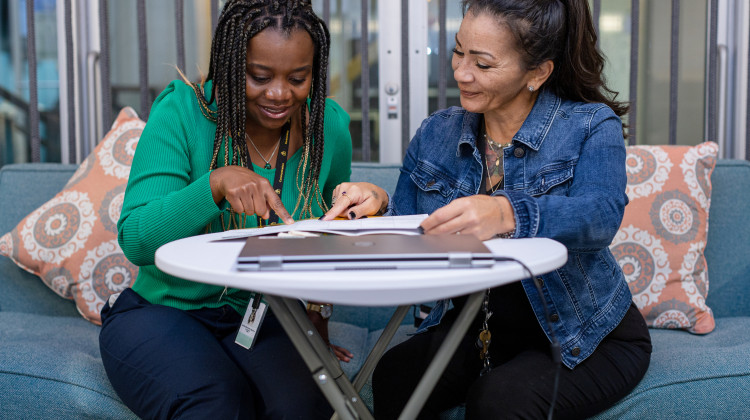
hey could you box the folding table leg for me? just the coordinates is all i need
[398,290,485,419]
[352,305,410,392]
[263,295,373,420]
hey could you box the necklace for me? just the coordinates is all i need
[245,133,281,169]
[483,132,511,167]
[485,155,502,194]
[483,129,508,194]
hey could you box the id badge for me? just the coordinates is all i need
[235,295,267,349]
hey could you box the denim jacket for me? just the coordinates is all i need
[389,88,632,368]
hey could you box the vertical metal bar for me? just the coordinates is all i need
[747,2,750,160]
[360,0,370,161]
[592,0,600,46]
[399,291,485,419]
[323,0,330,24]
[137,0,150,120]
[26,0,41,162]
[175,0,186,73]
[64,0,76,162]
[708,0,718,147]
[438,0,447,111]
[746,3,750,160]
[401,0,410,153]
[100,0,112,131]
[211,0,219,33]
[323,0,330,96]
[669,0,680,146]
[628,0,639,145]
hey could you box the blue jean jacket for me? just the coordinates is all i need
[389,88,632,368]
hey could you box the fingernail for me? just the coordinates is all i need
[348,211,356,219]
[418,226,425,234]
[318,215,325,220]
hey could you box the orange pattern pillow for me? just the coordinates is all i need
[610,142,718,334]
[0,108,142,324]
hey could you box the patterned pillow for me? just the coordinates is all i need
[0,107,142,325]
[610,142,719,334]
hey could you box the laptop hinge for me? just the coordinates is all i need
[448,253,473,268]
[258,256,283,271]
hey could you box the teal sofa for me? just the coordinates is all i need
[1,160,749,419]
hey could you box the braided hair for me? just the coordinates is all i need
[195,0,331,219]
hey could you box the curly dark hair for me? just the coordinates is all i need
[194,0,331,219]
[461,0,628,119]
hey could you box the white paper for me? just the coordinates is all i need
[219,214,428,240]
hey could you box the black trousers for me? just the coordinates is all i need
[372,282,652,420]
[99,288,332,420]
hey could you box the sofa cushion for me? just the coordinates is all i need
[610,142,718,334]
[0,108,143,324]
[590,316,750,419]
[0,312,136,419]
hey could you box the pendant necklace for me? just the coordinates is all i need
[245,133,281,169]
[483,127,510,194]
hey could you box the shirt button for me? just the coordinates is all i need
[513,147,525,158]
[426,180,435,188]
[535,277,544,287]
[550,313,559,322]
[571,347,581,356]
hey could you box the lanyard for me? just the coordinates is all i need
[247,121,291,226]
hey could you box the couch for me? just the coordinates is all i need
[1,160,749,419]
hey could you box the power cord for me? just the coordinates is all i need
[494,256,561,420]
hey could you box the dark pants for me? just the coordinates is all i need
[372,283,652,420]
[99,288,332,420]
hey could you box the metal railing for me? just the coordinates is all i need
[14,0,747,164]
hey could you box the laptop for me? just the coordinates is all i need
[236,233,496,271]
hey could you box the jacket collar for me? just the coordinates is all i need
[456,88,561,153]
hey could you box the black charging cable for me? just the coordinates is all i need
[494,256,561,420]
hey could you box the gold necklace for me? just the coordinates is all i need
[245,133,281,169]
[483,130,509,194]
[485,154,502,194]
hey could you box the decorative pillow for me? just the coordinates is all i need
[0,107,143,325]
[610,142,719,334]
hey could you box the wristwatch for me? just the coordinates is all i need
[306,302,333,319]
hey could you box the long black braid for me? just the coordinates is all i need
[194,0,331,220]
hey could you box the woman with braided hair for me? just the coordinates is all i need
[99,1,352,418]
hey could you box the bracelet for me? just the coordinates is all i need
[496,229,515,239]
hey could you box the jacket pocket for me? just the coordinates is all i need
[410,160,457,211]
[526,160,576,196]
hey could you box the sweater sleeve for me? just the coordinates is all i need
[117,81,221,266]
[320,98,353,207]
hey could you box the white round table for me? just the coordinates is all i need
[155,232,568,420]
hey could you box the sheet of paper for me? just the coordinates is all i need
[218,214,429,240]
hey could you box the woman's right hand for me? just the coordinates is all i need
[209,166,294,224]
[321,182,388,220]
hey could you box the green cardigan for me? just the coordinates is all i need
[118,80,352,313]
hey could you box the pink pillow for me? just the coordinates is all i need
[0,108,142,324]
[610,142,718,334]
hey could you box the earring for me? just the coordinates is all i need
[528,85,535,92]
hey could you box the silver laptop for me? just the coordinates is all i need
[236,234,496,271]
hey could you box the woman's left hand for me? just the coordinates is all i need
[419,195,515,241]
[321,182,388,220]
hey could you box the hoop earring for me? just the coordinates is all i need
[528,85,535,92]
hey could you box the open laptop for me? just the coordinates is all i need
[236,233,496,271]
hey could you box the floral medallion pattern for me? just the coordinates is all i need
[624,146,672,200]
[611,225,671,309]
[19,191,96,265]
[78,239,138,315]
[611,142,718,334]
[0,107,143,325]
